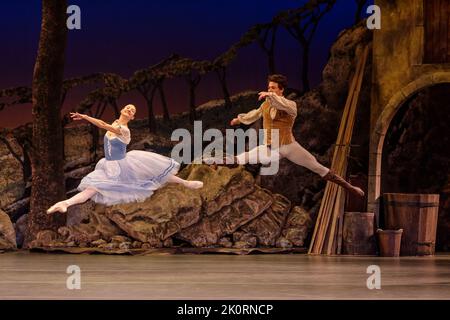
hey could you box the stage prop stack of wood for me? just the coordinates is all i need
[308,45,369,255]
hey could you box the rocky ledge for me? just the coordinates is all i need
[23,164,312,254]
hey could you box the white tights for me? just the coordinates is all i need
[167,174,204,189]
[47,175,204,214]
[47,187,97,214]
[235,141,330,177]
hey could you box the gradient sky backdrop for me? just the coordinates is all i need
[0,0,373,128]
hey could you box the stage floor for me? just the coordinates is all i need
[0,251,449,299]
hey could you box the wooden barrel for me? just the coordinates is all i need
[342,212,376,255]
[384,193,439,256]
[377,229,403,257]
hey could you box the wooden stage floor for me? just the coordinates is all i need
[1,251,449,300]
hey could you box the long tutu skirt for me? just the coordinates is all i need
[78,150,180,205]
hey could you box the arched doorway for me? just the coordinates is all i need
[368,72,450,251]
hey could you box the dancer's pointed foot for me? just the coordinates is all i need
[350,186,365,197]
[46,201,69,214]
[184,180,204,189]
[323,170,365,198]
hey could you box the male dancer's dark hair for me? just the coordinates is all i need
[268,74,288,90]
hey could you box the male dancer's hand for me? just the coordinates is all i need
[230,118,240,126]
[258,91,271,101]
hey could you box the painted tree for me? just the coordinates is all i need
[185,60,203,122]
[252,19,281,74]
[164,57,208,122]
[132,70,158,132]
[1,0,345,138]
[74,74,128,160]
[0,86,32,112]
[74,74,128,119]
[129,55,180,132]
[354,0,368,24]
[212,48,236,109]
[155,74,171,123]
[283,0,336,93]
[24,0,68,247]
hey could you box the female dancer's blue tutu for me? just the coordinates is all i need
[78,126,180,205]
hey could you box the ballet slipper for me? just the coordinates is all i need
[184,180,204,189]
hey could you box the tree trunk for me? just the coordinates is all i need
[268,26,277,74]
[187,74,201,122]
[158,82,170,123]
[91,123,100,162]
[355,0,366,24]
[189,82,197,122]
[146,86,158,133]
[25,0,68,247]
[301,44,310,94]
[216,68,232,109]
[111,99,120,119]
[268,53,276,75]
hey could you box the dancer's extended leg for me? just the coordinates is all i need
[279,142,330,177]
[167,174,203,189]
[279,141,364,197]
[47,187,98,214]
[235,144,280,165]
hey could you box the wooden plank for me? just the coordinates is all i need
[424,0,433,63]
[309,45,369,255]
[310,47,362,254]
[433,0,441,62]
[314,184,334,253]
[447,0,450,62]
[425,0,440,63]
[326,46,368,255]
[439,0,449,62]
[326,154,345,254]
[336,189,346,254]
[308,182,330,253]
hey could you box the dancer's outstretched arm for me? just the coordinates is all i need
[70,112,121,135]
[230,105,263,126]
[258,92,297,117]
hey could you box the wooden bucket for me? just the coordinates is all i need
[342,212,376,255]
[384,193,439,256]
[377,229,403,257]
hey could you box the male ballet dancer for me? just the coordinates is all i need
[226,74,364,197]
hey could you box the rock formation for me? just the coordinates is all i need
[0,209,17,251]
[27,165,311,254]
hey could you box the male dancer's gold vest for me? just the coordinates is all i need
[261,101,296,146]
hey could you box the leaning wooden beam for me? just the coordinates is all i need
[326,45,369,255]
[309,45,369,255]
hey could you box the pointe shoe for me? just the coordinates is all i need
[46,201,69,214]
[184,180,204,189]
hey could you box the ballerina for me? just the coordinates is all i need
[47,104,203,214]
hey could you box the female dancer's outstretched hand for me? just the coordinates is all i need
[70,112,85,121]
